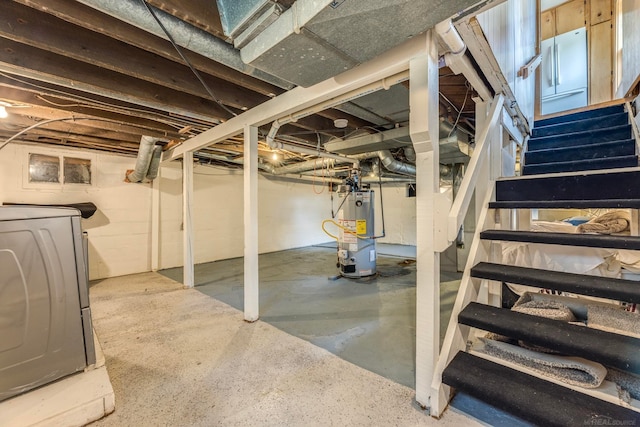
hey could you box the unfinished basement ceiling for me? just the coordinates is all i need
[0,0,486,172]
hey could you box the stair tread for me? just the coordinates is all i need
[489,198,640,209]
[529,123,630,142]
[527,125,632,151]
[496,169,640,201]
[526,138,635,155]
[534,104,625,128]
[524,142,635,165]
[532,112,629,138]
[522,156,639,175]
[459,302,640,373]
[471,262,640,303]
[480,230,640,250]
[443,351,640,426]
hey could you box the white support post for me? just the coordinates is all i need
[410,29,441,411]
[151,167,161,272]
[244,124,259,322]
[183,151,194,288]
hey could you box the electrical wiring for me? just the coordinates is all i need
[140,0,238,119]
[0,72,205,132]
[0,116,148,152]
[448,81,471,138]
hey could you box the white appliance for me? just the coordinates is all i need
[541,27,588,115]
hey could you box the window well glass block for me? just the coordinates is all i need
[63,157,91,184]
[29,153,60,183]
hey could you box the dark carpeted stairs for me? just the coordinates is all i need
[441,104,640,425]
[523,104,638,175]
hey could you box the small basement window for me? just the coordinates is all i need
[29,153,60,183]
[64,157,92,184]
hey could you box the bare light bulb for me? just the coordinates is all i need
[272,153,278,161]
[0,106,7,119]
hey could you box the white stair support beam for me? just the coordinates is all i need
[151,167,161,272]
[244,124,260,322]
[410,29,441,411]
[430,185,497,417]
[182,151,194,288]
[164,33,429,162]
[447,94,504,242]
[631,210,639,237]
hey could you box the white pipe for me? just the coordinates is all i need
[436,19,492,102]
[435,20,465,55]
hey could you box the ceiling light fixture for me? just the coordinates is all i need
[0,106,7,119]
[333,118,348,128]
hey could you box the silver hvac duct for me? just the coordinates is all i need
[377,150,415,176]
[126,135,163,183]
[75,0,293,90]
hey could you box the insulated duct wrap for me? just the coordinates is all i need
[127,135,163,183]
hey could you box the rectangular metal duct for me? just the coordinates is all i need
[240,0,483,87]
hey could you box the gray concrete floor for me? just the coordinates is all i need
[160,244,462,389]
[88,271,480,426]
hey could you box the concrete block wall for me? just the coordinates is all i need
[0,143,151,279]
[0,143,418,279]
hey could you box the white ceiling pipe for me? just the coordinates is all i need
[75,0,293,91]
[436,19,492,102]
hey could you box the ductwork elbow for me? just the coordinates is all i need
[266,120,283,149]
[377,150,416,176]
[126,135,162,183]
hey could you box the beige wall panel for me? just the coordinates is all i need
[556,0,586,34]
[590,21,613,103]
[541,9,556,39]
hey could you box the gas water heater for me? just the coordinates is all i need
[335,169,377,278]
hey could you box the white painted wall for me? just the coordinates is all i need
[0,143,152,280]
[541,0,570,11]
[374,183,417,246]
[158,162,337,268]
[159,165,418,269]
[477,0,537,126]
[615,0,640,98]
[0,143,418,278]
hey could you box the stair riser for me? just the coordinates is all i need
[528,126,632,151]
[496,170,640,201]
[535,104,625,127]
[532,113,629,138]
[524,140,635,165]
[522,156,638,175]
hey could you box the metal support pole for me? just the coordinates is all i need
[244,124,259,322]
[411,29,440,411]
[183,151,194,288]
